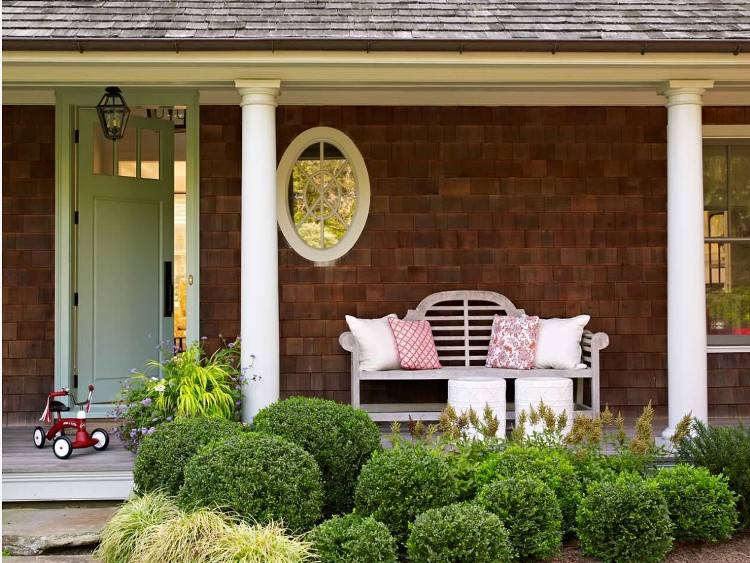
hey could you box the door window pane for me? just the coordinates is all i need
[116,127,137,178]
[140,129,160,180]
[92,122,114,175]
[707,242,750,341]
[730,145,750,237]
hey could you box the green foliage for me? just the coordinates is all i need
[113,338,242,451]
[133,417,246,497]
[253,396,381,515]
[577,473,673,563]
[202,520,315,563]
[177,432,324,531]
[475,444,581,533]
[354,444,460,544]
[94,493,180,563]
[651,464,739,542]
[406,502,514,563]
[308,513,397,563]
[676,421,750,528]
[476,476,563,560]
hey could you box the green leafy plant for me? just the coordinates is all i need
[113,338,242,451]
[308,513,397,563]
[94,493,180,563]
[476,476,563,560]
[475,443,581,533]
[650,464,739,543]
[253,396,381,515]
[133,417,246,497]
[577,473,673,563]
[406,502,514,563]
[177,432,324,531]
[354,444,460,544]
[676,421,750,528]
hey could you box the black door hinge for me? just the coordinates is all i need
[73,374,79,388]
[73,210,79,225]
[73,292,78,307]
[74,129,79,143]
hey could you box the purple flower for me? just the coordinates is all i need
[166,416,173,422]
[140,427,148,434]
[200,336,208,341]
[141,398,152,407]
[129,429,137,438]
[235,400,242,406]
[147,427,156,435]
[227,342,235,349]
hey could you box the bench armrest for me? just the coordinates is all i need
[590,331,609,351]
[339,331,356,352]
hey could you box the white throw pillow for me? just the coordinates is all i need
[345,314,400,371]
[534,315,590,369]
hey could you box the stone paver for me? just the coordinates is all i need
[2,504,119,556]
[4,557,94,562]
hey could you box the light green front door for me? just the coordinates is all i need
[77,109,174,403]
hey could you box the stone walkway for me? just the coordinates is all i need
[2,503,119,557]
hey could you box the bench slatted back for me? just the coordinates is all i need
[409,291,523,367]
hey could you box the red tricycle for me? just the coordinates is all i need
[33,384,109,459]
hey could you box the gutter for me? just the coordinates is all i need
[2,38,748,55]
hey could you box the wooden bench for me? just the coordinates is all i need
[339,290,609,422]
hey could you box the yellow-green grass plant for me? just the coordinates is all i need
[94,493,180,563]
[203,520,315,563]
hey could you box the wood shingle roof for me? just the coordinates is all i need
[3,1,749,49]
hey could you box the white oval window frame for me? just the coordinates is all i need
[277,127,370,263]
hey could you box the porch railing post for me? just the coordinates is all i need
[659,80,714,438]
[236,80,281,422]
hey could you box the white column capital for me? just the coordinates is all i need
[658,80,714,107]
[235,80,281,107]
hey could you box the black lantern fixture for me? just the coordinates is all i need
[96,86,130,141]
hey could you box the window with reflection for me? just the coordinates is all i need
[705,142,750,345]
[288,141,357,250]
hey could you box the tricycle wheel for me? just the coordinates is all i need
[53,435,73,459]
[91,428,109,451]
[33,426,46,449]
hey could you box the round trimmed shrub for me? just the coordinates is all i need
[253,396,380,515]
[577,473,673,563]
[133,417,246,496]
[651,464,739,542]
[477,476,563,560]
[476,444,581,532]
[406,503,514,563]
[308,513,397,563]
[177,431,323,531]
[354,445,460,543]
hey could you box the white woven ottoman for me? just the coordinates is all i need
[448,378,506,438]
[515,377,574,436]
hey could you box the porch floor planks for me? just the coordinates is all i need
[2,426,135,474]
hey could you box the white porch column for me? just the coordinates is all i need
[235,80,281,422]
[659,80,714,437]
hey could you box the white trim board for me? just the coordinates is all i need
[703,125,750,138]
[2,471,133,501]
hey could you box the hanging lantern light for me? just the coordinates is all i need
[96,86,130,141]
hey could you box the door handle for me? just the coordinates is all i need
[164,261,173,318]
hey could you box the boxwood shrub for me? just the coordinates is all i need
[354,445,460,544]
[177,432,323,531]
[475,444,581,532]
[676,421,750,528]
[651,464,739,542]
[406,503,514,563]
[133,417,246,496]
[577,473,673,563]
[308,513,397,563]
[253,396,380,515]
[477,476,562,560]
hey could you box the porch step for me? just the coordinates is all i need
[2,504,119,556]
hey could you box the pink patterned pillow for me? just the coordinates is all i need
[485,315,540,369]
[388,318,442,370]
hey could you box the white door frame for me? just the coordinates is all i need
[54,88,200,417]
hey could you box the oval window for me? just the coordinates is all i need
[277,127,370,262]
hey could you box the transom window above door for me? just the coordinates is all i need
[277,127,370,263]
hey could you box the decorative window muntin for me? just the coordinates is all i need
[278,128,370,262]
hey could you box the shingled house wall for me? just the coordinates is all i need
[2,105,56,425]
[198,104,749,417]
[3,104,750,424]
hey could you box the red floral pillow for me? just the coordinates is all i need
[388,318,442,370]
[485,315,540,369]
